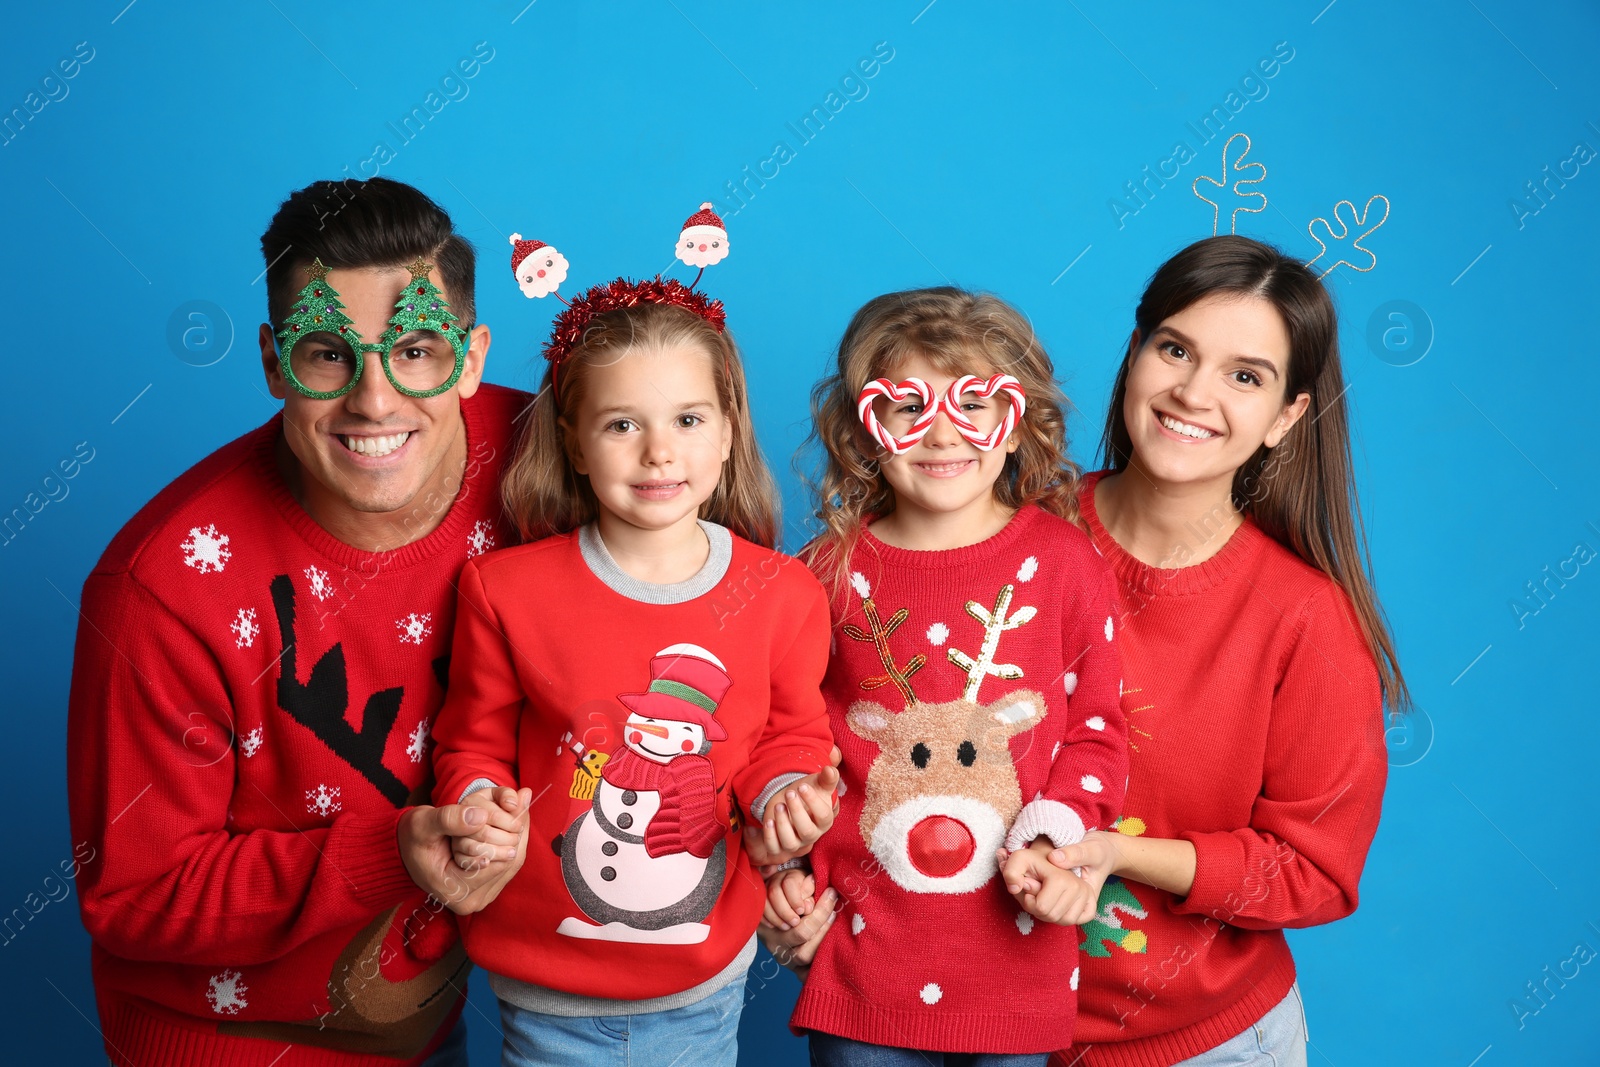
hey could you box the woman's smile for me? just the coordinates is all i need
[1153,410,1221,443]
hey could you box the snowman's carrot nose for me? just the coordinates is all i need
[630,722,670,738]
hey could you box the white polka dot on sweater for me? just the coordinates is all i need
[1051,741,1062,762]
[1086,716,1106,731]
[1016,912,1035,935]
[1104,616,1114,642]
[1070,966,1080,991]
[1081,774,1103,794]
[1017,556,1039,582]
[851,913,865,935]
[920,983,942,1005]
[927,622,949,646]
[1063,672,1078,695]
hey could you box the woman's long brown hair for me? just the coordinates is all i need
[502,300,778,547]
[804,287,1082,589]
[1100,235,1411,711]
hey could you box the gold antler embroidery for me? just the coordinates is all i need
[947,584,1037,702]
[844,599,926,708]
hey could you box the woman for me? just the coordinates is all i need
[1045,234,1405,1066]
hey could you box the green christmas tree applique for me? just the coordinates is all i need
[279,259,356,345]
[386,257,465,345]
[1080,877,1150,958]
[1080,815,1151,958]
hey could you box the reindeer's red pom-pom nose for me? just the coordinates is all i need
[906,815,975,878]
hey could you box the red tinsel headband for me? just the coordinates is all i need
[544,277,727,369]
[509,202,732,402]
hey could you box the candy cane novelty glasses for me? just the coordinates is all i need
[856,374,1027,455]
[273,258,470,400]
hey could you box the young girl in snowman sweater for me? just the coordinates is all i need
[764,288,1128,1064]
[431,211,838,1065]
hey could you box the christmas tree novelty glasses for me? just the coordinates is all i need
[857,374,1028,455]
[274,258,470,400]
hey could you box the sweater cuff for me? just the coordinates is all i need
[1003,799,1088,852]
[750,772,808,821]
[460,778,500,803]
[329,808,420,911]
[764,858,809,877]
[1172,829,1246,917]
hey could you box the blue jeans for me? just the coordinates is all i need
[1173,983,1308,1067]
[809,1032,1047,1067]
[498,977,744,1067]
[420,1015,469,1067]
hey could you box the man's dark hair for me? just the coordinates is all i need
[260,177,476,328]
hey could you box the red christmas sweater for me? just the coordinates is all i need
[430,527,834,1001]
[792,505,1129,1054]
[1059,471,1387,1067]
[66,383,527,1067]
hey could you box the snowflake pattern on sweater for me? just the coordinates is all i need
[205,970,248,1015]
[396,612,434,645]
[66,384,526,1065]
[229,608,258,648]
[303,564,333,602]
[466,517,497,558]
[180,524,231,574]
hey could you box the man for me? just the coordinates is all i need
[67,178,532,1066]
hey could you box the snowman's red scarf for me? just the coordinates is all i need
[603,749,723,859]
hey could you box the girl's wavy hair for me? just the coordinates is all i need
[802,286,1081,586]
[502,300,778,547]
[1101,234,1410,711]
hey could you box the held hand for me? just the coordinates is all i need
[400,788,533,915]
[1001,841,1098,927]
[763,869,816,932]
[1044,829,1122,904]
[744,765,842,866]
[758,886,839,973]
[452,787,528,871]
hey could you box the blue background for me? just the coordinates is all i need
[3,2,1597,1064]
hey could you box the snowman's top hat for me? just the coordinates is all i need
[617,644,731,741]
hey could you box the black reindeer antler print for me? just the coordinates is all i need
[270,574,410,806]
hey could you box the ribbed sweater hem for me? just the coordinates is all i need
[1055,952,1296,1067]
[793,985,1076,1056]
[100,990,461,1067]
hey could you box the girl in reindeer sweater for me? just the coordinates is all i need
[764,288,1128,1063]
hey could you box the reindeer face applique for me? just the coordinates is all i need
[846,690,1046,894]
[843,573,1045,895]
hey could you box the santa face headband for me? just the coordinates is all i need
[274,258,469,401]
[508,202,732,402]
[857,374,1027,455]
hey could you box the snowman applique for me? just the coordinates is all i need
[556,643,732,945]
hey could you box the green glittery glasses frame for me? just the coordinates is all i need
[274,257,470,400]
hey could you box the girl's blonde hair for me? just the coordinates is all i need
[502,301,779,547]
[804,286,1081,582]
